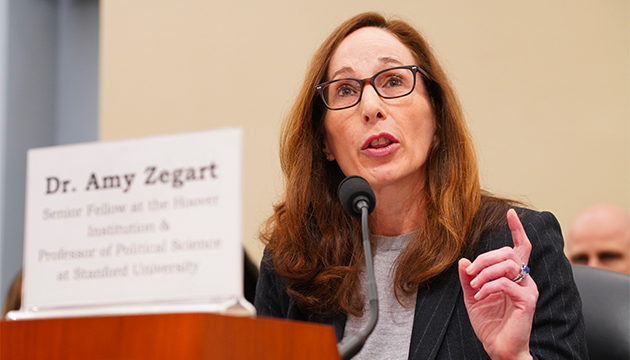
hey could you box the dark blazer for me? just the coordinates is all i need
[255,210,588,359]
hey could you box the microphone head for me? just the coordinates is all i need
[337,175,376,218]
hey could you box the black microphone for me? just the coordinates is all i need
[338,175,376,218]
[336,176,378,360]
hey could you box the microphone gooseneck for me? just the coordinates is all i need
[336,176,379,360]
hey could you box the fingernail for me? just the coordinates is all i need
[470,278,478,288]
[466,265,474,275]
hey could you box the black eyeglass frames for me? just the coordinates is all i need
[315,65,429,110]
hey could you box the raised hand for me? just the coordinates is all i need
[458,209,539,360]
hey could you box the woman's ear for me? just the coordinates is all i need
[322,137,335,162]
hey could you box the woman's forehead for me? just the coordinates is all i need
[327,27,416,79]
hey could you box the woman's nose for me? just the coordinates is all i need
[360,85,385,122]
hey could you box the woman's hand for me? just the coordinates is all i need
[458,209,539,360]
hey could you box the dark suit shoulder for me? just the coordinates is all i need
[473,208,559,253]
[254,248,290,318]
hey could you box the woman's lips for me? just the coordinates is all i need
[362,133,400,157]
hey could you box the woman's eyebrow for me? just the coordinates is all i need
[329,57,405,80]
[377,56,404,66]
[329,66,355,80]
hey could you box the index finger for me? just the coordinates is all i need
[507,208,532,264]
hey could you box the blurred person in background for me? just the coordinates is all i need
[566,204,630,274]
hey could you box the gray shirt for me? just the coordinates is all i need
[344,231,418,360]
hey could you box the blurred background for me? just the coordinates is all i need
[0,1,627,310]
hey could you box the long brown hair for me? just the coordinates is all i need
[261,12,515,315]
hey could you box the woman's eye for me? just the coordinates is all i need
[336,85,358,97]
[386,75,403,87]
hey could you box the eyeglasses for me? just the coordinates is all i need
[316,65,427,110]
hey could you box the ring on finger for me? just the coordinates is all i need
[512,263,530,283]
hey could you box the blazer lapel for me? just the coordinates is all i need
[407,265,462,360]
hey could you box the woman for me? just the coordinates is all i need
[255,12,586,360]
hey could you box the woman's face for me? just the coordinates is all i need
[322,27,436,191]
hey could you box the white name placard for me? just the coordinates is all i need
[12,128,249,319]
